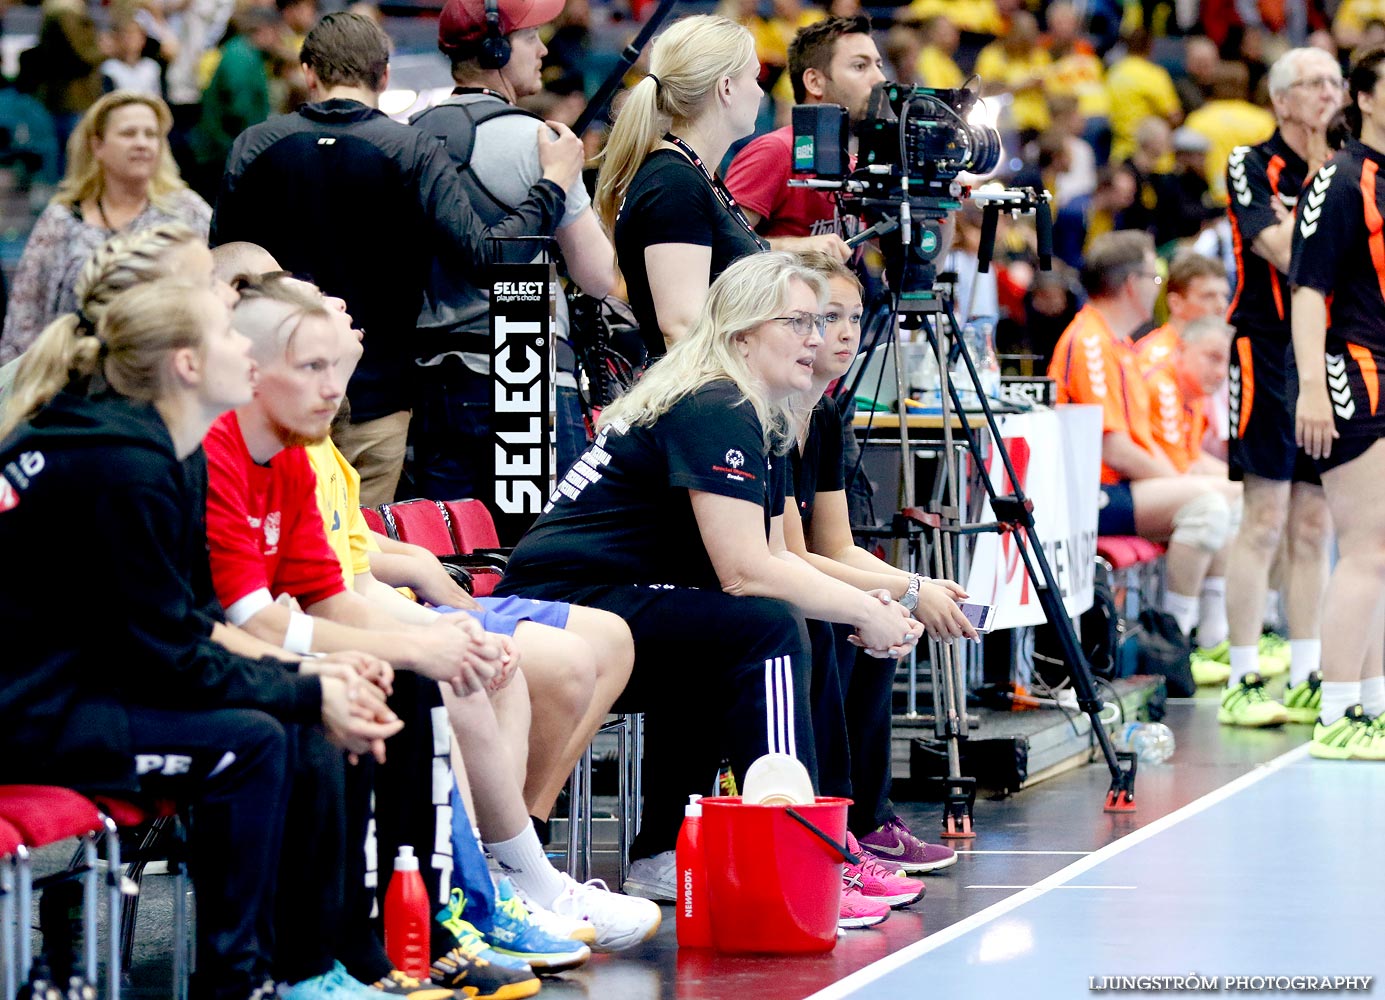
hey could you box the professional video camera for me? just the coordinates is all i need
[794,82,1001,190]
[791,80,1048,307]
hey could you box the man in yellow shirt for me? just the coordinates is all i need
[1106,28,1181,162]
[915,14,963,88]
[975,10,1051,136]
[1183,63,1276,201]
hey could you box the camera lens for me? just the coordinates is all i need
[963,123,1002,176]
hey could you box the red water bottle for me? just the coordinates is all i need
[384,846,430,978]
[676,794,711,947]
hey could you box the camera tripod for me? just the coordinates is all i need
[849,189,1137,837]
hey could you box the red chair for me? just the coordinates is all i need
[360,506,387,537]
[95,799,188,1000]
[0,786,117,999]
[379,499,456,557]
[438,499,510,597]
[380,499,503,597]
[1096,535,1168,625]
[1,815,25,1000]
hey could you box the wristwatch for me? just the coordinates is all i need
[899,573,922,612]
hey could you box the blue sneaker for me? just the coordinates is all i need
[279,963,380,999]
[435,888,537,975]
[488,879,590,973]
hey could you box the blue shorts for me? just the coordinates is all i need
[1097,481,1137,536]
[434,595,572,636]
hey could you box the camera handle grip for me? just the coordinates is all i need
[846,215,900,249]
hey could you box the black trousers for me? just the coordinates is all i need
[272,725,346,986]
[341,672,457,985]
[124,707,289,1000]
[807,621,897,834]
[841,646,898,833]
[516,583,816,860]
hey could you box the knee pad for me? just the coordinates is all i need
[1170,490,1232,553]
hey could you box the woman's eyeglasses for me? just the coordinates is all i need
[772,311,828,337]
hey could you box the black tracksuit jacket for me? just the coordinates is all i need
[211,98,567,422]
[0,393,321,792]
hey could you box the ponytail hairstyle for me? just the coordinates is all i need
[0,223,200,439]
[1346,45,1385,139]
[593,14,756,237]
[99,279,219,402]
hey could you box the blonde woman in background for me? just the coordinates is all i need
[594,14,771,360]
[1,223,232,417]
[0,91,211,365]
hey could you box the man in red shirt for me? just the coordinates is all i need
[1049,232,1238,668]
[725,15,881,251]
[203,293,540,997]
[203,295,501,688]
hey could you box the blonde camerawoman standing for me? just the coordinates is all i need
[594,15,773,360]
[493,251,924,898]
[1291,45,1385,760]
[0,92,211,365]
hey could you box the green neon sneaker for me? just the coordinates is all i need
[1257,634,1290,677]
[1283,671,1322,725]
[1218,672,1289,727]
[1190,645,1231,686]
[1311,705,1385,760]
[431,892,540,999]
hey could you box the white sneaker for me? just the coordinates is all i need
[509,881,598,945]
[621,850,676,902]
[549,873,662,952]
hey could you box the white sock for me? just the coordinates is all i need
[1196,577,1227,649]
[1361,676,1385,717]
[1289,639,1321,688]
[1319,681,1361,725]
[1164,591,1200,637]
[484,826,567,908]
[1228,645,1259,687]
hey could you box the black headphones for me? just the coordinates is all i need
[477,0,511,70]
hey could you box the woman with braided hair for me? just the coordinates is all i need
[0,91,211,366]
[0,222,232,411]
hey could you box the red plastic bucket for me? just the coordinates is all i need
[700,796,850,954]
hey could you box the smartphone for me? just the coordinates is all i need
[958,602,996,632]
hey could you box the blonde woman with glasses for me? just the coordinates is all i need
[494,251,923,901]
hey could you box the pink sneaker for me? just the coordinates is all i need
[857,816,958,874]
[844,832,925,908]
[838,871,891,929]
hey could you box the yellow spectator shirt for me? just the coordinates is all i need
[974,42,1052,133]
[1106,55,1180,162]
[1183,100,1276,201]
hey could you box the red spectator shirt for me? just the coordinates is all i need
[724,126,849,239]
[204,411,346,620]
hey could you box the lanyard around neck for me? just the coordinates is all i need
[662,131,767,249]
[452,86,511,103]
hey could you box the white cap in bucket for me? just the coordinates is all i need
[741,753,814,806]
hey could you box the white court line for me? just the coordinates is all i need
[806,743,1311,1000]
[955,850,1092,855]
[965,884,1137,890]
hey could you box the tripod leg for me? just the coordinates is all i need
[929,521,977,838]
[929,298,1136,812]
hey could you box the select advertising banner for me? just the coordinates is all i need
[490,262,557,545]
[963,405,1102,630]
